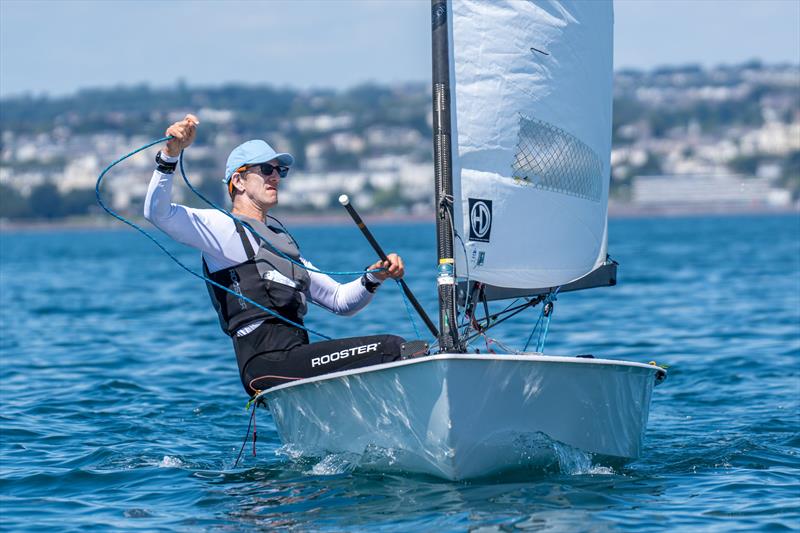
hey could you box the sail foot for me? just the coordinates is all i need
[457,260,617,304]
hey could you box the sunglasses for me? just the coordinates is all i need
[238,162,290,178]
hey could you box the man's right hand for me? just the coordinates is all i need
[164,114,200,157]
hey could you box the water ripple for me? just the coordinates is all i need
[1,216,798,531]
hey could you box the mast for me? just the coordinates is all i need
[431,0,459,352]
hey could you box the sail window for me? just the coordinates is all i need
[511,115,603,202]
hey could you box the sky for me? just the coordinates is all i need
[1,0,798,98]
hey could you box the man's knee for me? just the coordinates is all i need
[332,334,404,368]
[383,334,405,353]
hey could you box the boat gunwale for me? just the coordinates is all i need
[258,353,666,398]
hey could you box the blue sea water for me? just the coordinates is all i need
[1,214,798,531]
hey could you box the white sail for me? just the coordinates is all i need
[449,0,614,289]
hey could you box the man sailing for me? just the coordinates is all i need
[144,114,406,395]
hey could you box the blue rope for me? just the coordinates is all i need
[537,304,554,353]
[521,288,560,353]
[176,154,383,277]
[522,310,544,352]
[97,136,420,343]
[396,280,422,340]
[94,136,332,340]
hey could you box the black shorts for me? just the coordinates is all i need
[232,321,405,395]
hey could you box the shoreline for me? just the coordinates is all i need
[1,204,798,232]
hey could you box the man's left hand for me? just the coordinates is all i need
[368,253,405,281]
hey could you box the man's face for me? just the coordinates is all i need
[236,158,282,208]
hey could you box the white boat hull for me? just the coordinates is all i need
[262,354,664,480]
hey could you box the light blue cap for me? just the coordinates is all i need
[224,139,294,183]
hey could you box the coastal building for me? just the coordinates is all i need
[631,174,792,211]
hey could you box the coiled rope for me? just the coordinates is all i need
[96,136,428,341]
[94,137,334,338]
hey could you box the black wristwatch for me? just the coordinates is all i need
[361,273,381,293]
[155,151,178,174]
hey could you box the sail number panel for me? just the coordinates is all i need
[511,115,603,202]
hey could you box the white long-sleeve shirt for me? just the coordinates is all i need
[143,164,380,335]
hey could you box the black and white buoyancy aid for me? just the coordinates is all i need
[203,216,311,336]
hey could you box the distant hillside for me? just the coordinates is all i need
[2,61,796,147]
[1,62,798,220]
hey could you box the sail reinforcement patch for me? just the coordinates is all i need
[511,115,602,202]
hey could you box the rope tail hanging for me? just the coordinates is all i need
[233,402,256,468]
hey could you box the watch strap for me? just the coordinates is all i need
[155,151,178,173]
[361,270,381,293]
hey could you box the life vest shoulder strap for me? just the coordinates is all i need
[234,219,257,259]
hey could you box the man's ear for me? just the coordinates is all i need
[232,172,245,192]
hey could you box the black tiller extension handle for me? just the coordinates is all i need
[338,194,439,338]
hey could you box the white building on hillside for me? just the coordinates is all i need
[632,174,792,209]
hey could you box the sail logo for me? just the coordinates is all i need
[468,199,492,242]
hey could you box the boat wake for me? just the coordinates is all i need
[158,455,186,468]
[276,432,618,479]
[551,441,615,476]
